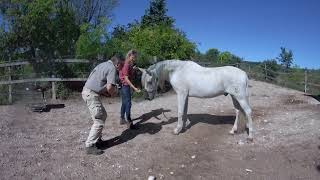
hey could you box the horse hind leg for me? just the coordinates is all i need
[235,95,254,141]
[184,97,191,128]
[229,95,240,135]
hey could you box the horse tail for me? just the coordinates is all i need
[243,72,249,99]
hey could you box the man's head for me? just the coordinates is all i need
[111,56,124,71]
[126,49,138,63]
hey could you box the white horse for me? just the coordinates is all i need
[140,60,253,141]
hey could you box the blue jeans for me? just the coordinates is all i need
[120,85,132,121]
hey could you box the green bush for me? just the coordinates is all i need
[56,82,72,100]
[0,85,9,105]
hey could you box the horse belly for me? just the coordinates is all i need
[188,84,224,98]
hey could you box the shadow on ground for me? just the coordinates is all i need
[305,94,320,102]
[99,110,235,150]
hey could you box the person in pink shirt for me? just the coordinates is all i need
[119,50,141,128]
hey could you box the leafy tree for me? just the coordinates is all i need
[128,25,196,66]
[67,0,118,25]
[141,0,174,27]
[261,59,280,81]
[277,47,293,70]
[0,0,80,60]
[193,50,205,61]
[218,51,232,64]
[75,18,109,59]
[204,48,219,62]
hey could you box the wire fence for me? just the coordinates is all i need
[1,59,320,105]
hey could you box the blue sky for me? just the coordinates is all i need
[111,0,320,69]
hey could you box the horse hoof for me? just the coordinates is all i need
[173,128,181,135]
[247,137,253,142]
[185,120,191,127]
[229,130,235,135]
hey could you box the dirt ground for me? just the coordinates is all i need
[0,80,320,180]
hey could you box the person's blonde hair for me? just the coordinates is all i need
[126,49,138,59]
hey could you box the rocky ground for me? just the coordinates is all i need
[0,80,319,180]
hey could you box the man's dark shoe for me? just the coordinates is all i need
[86,144,104,155]
[120,118,126,125]
[96,138,104,149]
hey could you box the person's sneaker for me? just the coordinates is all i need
[127,121,138,130]
[120,118,126,125]
[86,144,104,155]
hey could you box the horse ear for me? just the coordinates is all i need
[137,67,146,73]
[146,70,152,76]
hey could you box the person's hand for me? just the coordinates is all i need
[134,88,141,93]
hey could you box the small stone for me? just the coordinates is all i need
[135,167,139,171]
[191,155,196,159]
[148,176,156,180]
[263,120,268,123]
[237,140,244,145]
[180,164,186,168]
[170,172,174,175]
[245,169,253,173]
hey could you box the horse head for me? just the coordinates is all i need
[138,67,158,100]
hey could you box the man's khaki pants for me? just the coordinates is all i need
[82,87,107,147]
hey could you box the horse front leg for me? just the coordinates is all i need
[174,93,188,135]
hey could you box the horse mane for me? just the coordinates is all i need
[148,60,189,79]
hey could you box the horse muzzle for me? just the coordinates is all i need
[144,90,156,100]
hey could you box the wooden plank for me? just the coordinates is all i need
[0,61,30,67]
[0,78,87,85]
[308,83,320,88]
[54,59,90,63]
[0,59,90,68]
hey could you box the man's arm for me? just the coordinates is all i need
[105,83,118,96]
[103,66,118,96]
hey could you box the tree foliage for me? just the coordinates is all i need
[277,47,293,70]
[204,48,219,62]
[141,0,174,27]
[75,18,109,59]
[67,0,118,25]
[105,0,195,67]
[261,59,280,81]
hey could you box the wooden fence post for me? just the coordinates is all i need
[52,75,56,100]
[264,63,267,80]
[304,68,307,93]
[153,56,157,63]
[8,66,12,104]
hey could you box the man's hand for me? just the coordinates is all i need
[105,84,118,97]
